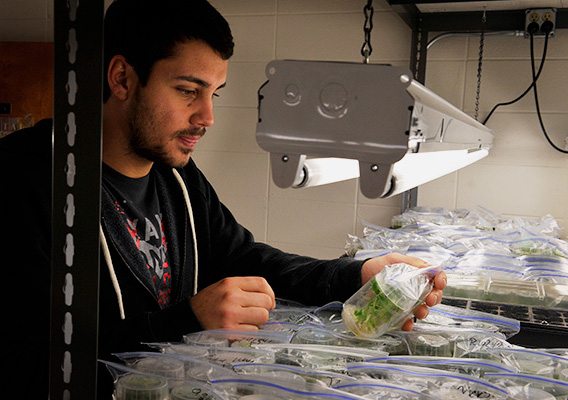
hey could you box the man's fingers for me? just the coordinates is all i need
[413,304,430,320]
[223,276,276,309]
[434,271,447,290]
[191,276,277,330]
[227,305,271,328]
[242,306,271,326]
[384,252,430,268]
[429,288,444,307]
[239,291,275,312]
[401,317,414,331]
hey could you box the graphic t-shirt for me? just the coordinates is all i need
[102,163,172,308]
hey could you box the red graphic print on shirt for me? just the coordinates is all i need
[114,201,171,307]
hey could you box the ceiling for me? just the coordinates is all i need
[389,0,568,13]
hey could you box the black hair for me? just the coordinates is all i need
[103,0,234,102]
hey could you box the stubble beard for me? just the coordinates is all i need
[127,87,205,169]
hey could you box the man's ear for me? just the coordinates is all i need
[107,55,135,101]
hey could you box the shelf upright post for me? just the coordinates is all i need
[49,0,104,398]
[403,5,429,211]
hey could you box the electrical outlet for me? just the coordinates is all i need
[528,11,540,23]
[542,11,555,22]
[525,8,556,38]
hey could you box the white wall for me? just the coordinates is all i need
[197,0,412,259]
[421,28,568,234]
[2,0,568,258]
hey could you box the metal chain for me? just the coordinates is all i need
[361,0,374,63]
[474,8,486,121]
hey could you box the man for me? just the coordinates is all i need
[1,0,445,398]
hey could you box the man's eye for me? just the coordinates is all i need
[177,88,197,97]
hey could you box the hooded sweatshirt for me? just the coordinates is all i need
[1,119,364,398]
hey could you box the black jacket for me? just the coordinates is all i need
[1,119,364,398]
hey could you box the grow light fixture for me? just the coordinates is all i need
[256,60,493,198]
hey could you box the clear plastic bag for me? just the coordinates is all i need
[254,343,387,373]
[484,347,568,380]
[455,208,500,231]
[364,355,517,377]
[352,249,399,261]
[405,243,456,266]
[258,321,304,334]
[346,362,510,399]
[210,376,369,400]
[183,329,293,348]
[117,352,185,379]
[444,249,526,280]
[446,237,487,255]
[100,360,227,400]
[402,224,489,246]
[274,297,312,309]
[390,206,453,229]
[521,254,568,272]
[346,221,420,257]
[451,248,524,268]
[484,373,568,399]
[145,343,276,369]
[267,308,324,325]
[397,325,514,358]
[145,342,209,359]
[495,213,563,238]
[342,263,440,338]
[493,235,568,258]
[333,378,439,399]
[520,237,568,258]
[112,352,237,382]
[523,272,568,284]
[312,301,345,325]
[539,348,568,358]
[523,254,568,283]
[419,303,521,339]
[398,331,453,357]
[441,273,568,309]
[232,362,354,387]
[290,325,406,354]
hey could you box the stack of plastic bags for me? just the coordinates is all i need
[345,207,568,308]
[101,297,568,399]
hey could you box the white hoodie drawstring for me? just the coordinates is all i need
[172,169,199,296]
[100,168,199,320]
[100,224,125,320]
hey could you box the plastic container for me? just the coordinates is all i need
[342,263,438,338]
[162,343,209,359]
[408,333,452,357]
[115,373,168,400]
[133,356,185,379]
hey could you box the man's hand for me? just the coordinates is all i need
[190,276,276,331]
[361,252,447,332]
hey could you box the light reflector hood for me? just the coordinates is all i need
[256,60,493,198]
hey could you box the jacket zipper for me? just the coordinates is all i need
[164,169,189,304]
[176,192,188,302]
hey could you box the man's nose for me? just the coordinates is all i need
[190,97,214,128]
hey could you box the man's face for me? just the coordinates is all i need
[126,40,228,168]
